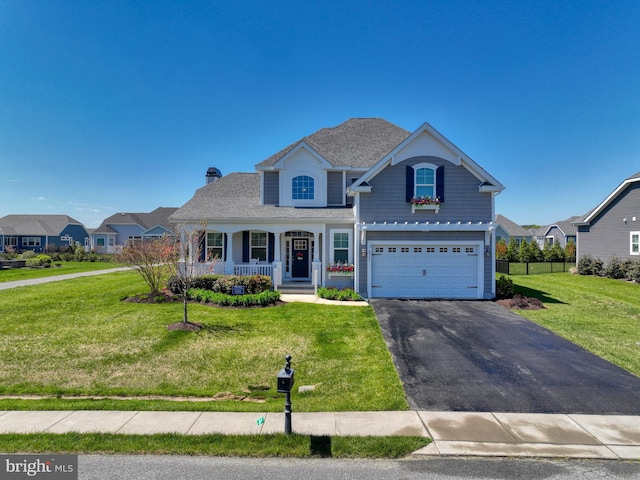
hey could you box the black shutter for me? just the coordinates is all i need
[268,233,275,262]
[242,231,250,263]
[406,165,414,202]
[436,166,445,202]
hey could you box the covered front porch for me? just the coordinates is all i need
[187,224,355,291]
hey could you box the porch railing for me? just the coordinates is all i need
[234,264,273,277]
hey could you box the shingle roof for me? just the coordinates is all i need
[0,215,83,236]
[93,207,178,234]
[257,118,411,168]
[171,173,354,223]
[495,214,532,237]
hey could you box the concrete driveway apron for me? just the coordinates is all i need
[371,299,640,414]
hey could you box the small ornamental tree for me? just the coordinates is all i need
[166,222,216,326]
[495,238,507,260]
[117,236,174,295]
[527,239,542,261]
[565,240,576,263]
[506,238,519,261]
[549,242,565,262]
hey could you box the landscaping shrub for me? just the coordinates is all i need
[188,288,280,307]
[495,275,514,298]
[577,255,603,276]
[25,254,52,268]
[169,274,272,295]
[626,260,640,283]
[604,256,626,279]
[317,287,363,301]
[19,250,36,260]
[74,245,85,262]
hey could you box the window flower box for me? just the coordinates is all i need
[326,263,354,277]
[409,196,441,213]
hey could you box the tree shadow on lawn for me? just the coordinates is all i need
[514,284,567,305]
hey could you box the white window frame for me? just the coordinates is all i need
[22,237,41,247]
[250,231,268,262]
[330,229,352,265]
[631,231,640,256]
[291,175,315,200]
[413,162,437,199]
[206,232,224,261]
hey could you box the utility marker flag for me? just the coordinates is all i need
[256,416,265,425]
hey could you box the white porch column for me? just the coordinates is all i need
[313,232,320,262]
[224,232,234,274]
[272,233,282,289]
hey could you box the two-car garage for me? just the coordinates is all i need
[368,242,484,299]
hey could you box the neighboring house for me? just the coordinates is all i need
[171,118,504,299]
[0,214,89,253]
[495,214,532,246]
[532,216,580,249]
[574,171,640,261]
[91,207,178,253]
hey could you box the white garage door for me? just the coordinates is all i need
[370,244,481,299]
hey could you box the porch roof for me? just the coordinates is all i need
[171,173,354,224]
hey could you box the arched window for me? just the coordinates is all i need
[292,175,314,200]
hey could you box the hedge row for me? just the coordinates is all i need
[188,288,281,307]
[316,287,363,301]
[578,255,640,282]
[168,274,272,295]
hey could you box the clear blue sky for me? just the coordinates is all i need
[1,1,639,228]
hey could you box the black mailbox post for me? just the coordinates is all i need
[277,355,294,434]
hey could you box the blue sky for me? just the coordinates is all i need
[1,0,639,228]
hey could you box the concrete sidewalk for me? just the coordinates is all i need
[0,267,132,290]
[1,410,638,460]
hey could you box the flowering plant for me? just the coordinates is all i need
[409,196,441,206]
[326,263,354,273]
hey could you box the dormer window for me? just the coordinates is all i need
[292,175,314,200]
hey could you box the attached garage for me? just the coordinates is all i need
[368,241,483,299]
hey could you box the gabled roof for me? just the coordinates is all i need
[93,207,178,234]
[544,216,580,237]
[0,215,84,236]
[575,171,640,225]
[171,173,354,223]
[256,118,411,170]
[350,121,504,193]
[495,214,532,237]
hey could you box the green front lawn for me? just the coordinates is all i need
[0,261,123,282]
[0,272,407,412]
[507,273,640,376]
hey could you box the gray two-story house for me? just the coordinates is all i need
[574,171,640,261]
[171,118,504,299]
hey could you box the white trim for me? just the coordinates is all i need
[354,121,504,193]
[358,221,495,233]
[631,231,640,256]
[578,176,640,225]
[329,228,352,265]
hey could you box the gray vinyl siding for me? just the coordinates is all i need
[263,172,279,205]
[359,157,493,224]
[356,230,489,296]
[327,171,344,206]
[578,182,640,261]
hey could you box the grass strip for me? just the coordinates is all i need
[508,273,640,376]
[0,433,429,459]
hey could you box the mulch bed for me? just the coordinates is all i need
[495,294,546,310]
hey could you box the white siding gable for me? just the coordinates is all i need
[278,147,328,207]
[392,130,461,166]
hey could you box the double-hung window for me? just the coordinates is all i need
[631,232,640,255]
[206,232,224,260]
[415,167,435,199]
[330,229,351,264]
[250,232,267,261]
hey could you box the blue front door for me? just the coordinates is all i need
[292,239,308,278]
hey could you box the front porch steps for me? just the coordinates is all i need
[277,282,315,295]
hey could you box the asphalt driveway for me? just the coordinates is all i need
[371,299,640,414]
